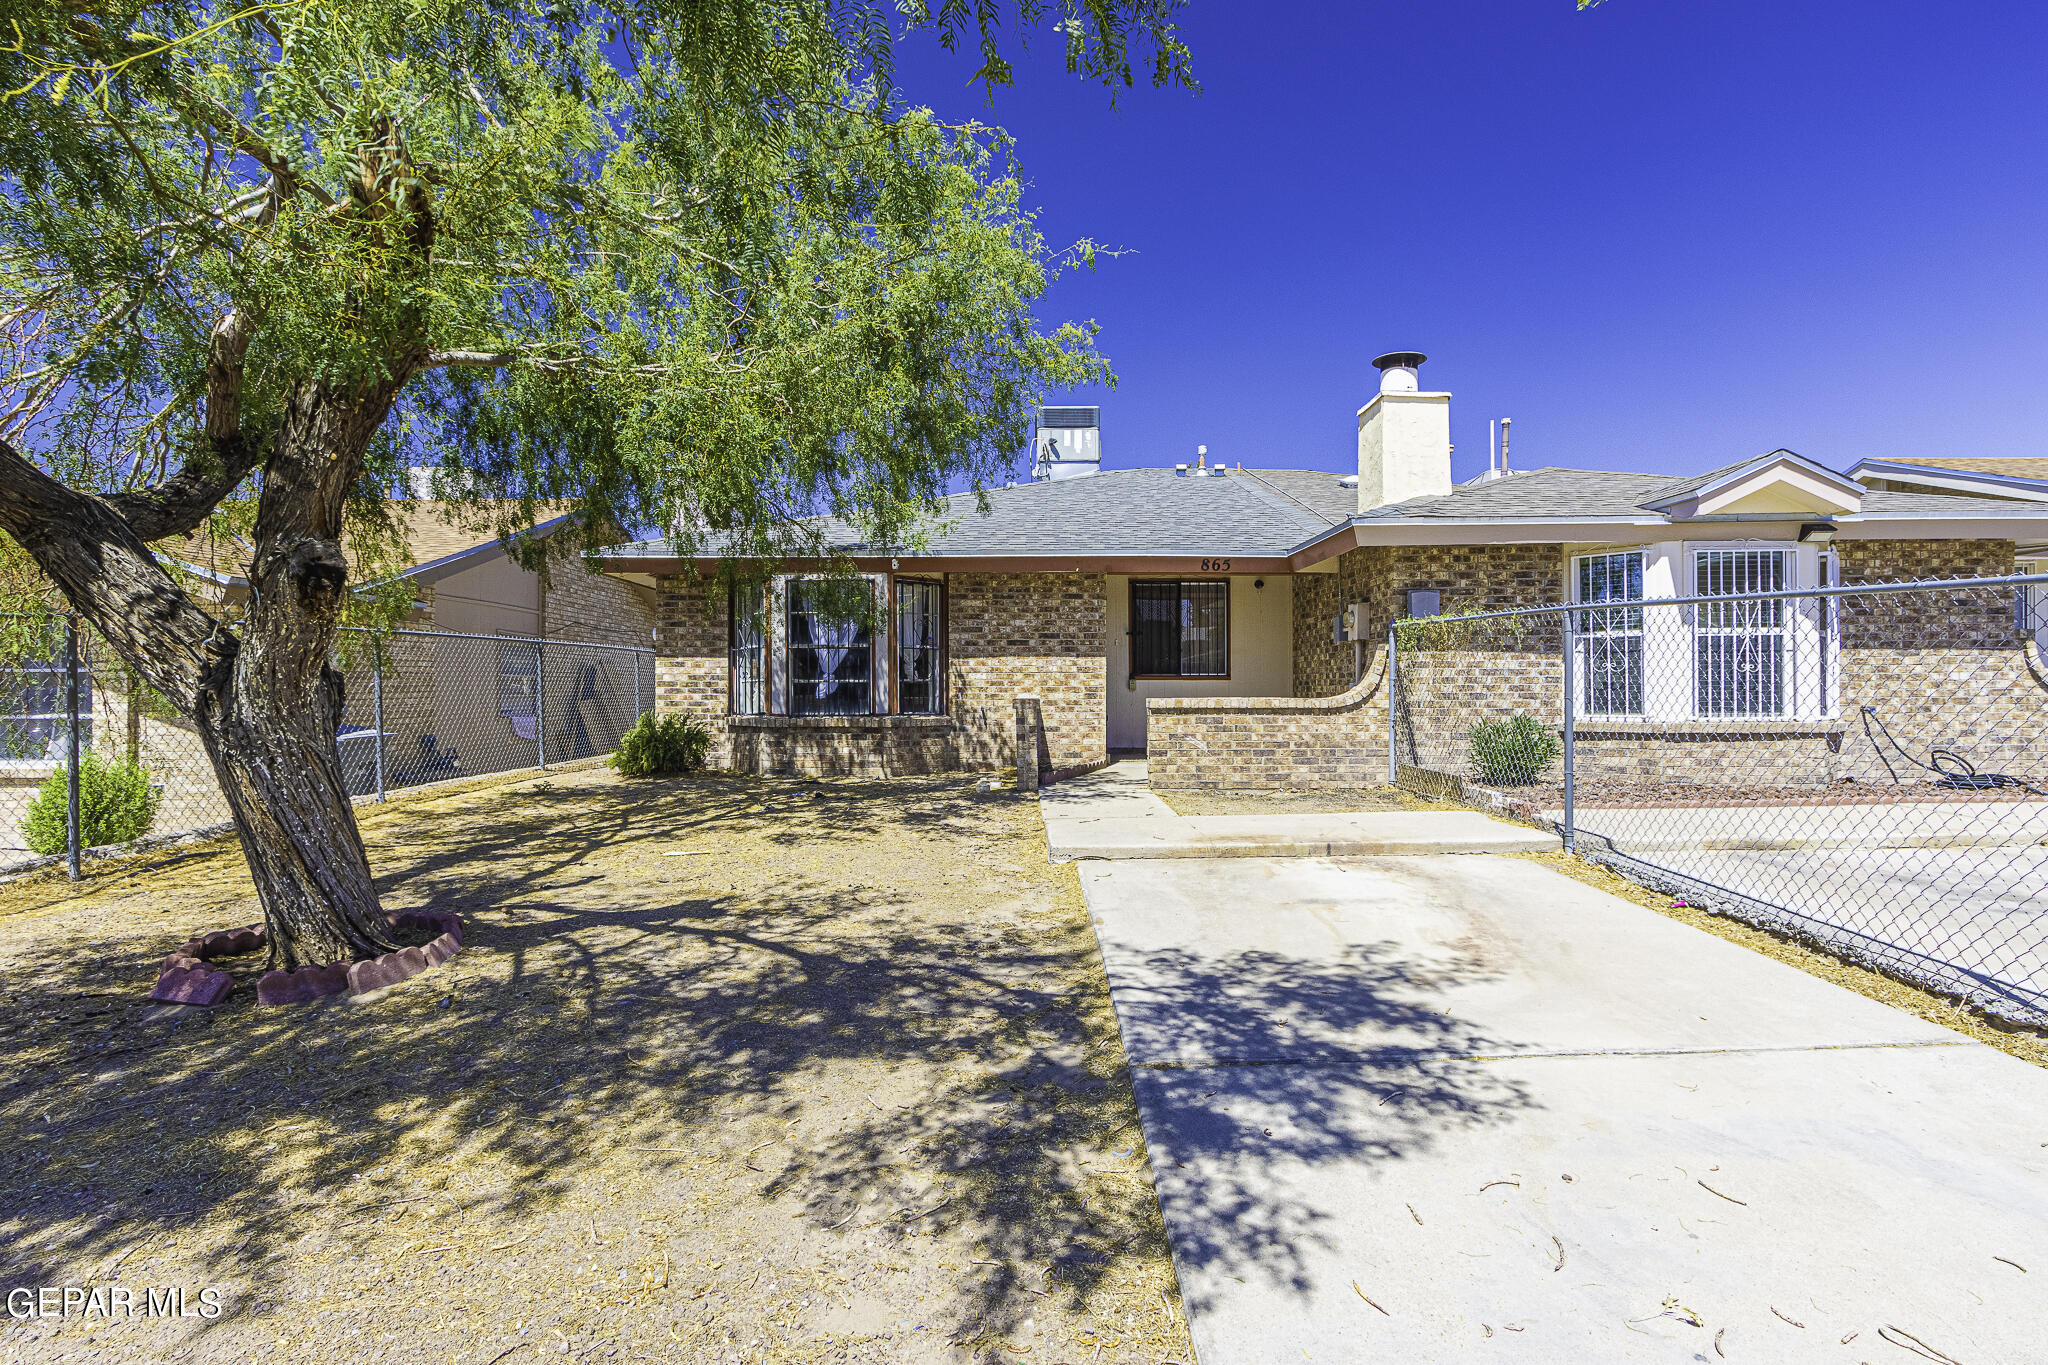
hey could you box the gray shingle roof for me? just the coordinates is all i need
[1358,468,1675,520]
[608,467,1341,560]
[603,461,2048,565]
[1358,465,2048,522]
[1233,468,1357,524]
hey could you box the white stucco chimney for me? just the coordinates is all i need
[1357,351,1452,512]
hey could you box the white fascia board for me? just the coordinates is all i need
[166,556,246,587]
[1281,516,1673,569]
[398,512,575,586]
[1282,507,2048,566]
[1846,459,2048,500]
[1829,515,2048,538]
[1641,452,1865,513]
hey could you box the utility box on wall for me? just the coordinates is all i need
[1332,603,1367,643]
[1406,589,1442,619]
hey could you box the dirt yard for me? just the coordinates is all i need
[0,765,1194,1365]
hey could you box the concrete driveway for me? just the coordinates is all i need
[1564,802,2048,1019]
[1079,852,2048,1363]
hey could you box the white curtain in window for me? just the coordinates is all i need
[809,617,861,698]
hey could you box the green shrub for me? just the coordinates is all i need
[609,711,711,778]
[21,748,161,855]
[1466,713,1560,787]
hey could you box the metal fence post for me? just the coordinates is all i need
[64,616,80,880]
[1385,618,1399,786]
[1560,604,1577,856]
[372,642,386,803]
[535,637,546,770]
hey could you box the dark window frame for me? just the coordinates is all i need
[786,577,877,717]
[1129,579,1231,680]
[728,584,769,716]
[892,577,946,716]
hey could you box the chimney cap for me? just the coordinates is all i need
[1371,351,1428,372]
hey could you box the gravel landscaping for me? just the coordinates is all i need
[0,764,1192,1365]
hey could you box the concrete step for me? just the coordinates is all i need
[1044,810,1561,862]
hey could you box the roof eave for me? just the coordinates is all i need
[1847,459,2048,498]
[1638,451,1866,512]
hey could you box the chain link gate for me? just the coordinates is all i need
[1389,572,2048,1026]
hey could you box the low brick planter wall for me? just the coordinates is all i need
[1145,667,1389,791]
[147,909,464,1008]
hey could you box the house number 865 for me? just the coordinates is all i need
[1200,558,1231,572]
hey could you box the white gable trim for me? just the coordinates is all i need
[1847,459,2048,502]
[1641,451,1865,518]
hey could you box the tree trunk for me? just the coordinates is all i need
[0,121,436,972]
[195,654,393,969]
[0,374,412,970]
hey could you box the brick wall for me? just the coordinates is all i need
[1157,543,1564,789]
[1828,538,2042,784]
[652,571,1108,777]
[1397,539,2048,789]
[654,577,731,764]
[1157,538,2048,792]
[947,572,1107,770]
[542,562,658,650]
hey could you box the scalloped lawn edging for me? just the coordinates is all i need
[147,909,464,1008]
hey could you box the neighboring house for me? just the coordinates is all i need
[0,500,659,849]
[604,354,2048,788]
[166,499,658,647]
[162,500,662,789]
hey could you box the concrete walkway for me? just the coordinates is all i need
[1042,762,1559,861]
[1052,776,2048,1362]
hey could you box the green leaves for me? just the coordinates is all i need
[0,0,1179,579]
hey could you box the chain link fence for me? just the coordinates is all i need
[0,619,654,877]
[1389,572,2048,1026]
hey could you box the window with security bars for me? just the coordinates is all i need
[2021,558,2048,661]
[788,578,873,716]
[495,639,539,739]
[0,653,87,760]
[1574,550,1644,716]
[1694,549,1787,716]
[1131,580,1229,678]
[895,580,943,715]
[729,586,767,715]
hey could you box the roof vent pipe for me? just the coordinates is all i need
[1489,420,1498,476]
[1499,416,1512,474]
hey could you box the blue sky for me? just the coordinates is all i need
[897,0,2048,484]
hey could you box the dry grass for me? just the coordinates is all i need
[0,765,1193,1365]
[1518,850,2048,1072]
[1155,785,1430,817]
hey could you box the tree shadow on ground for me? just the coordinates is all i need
[0,767,1530,1361]
[0,770,1190,1362]
[1097,940,1538,1314]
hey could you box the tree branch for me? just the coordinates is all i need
[103,310,261,540]
[0,436,222,712]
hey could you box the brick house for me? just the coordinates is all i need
[603,354,2048,789]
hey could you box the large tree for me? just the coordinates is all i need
[0,1,1189,968]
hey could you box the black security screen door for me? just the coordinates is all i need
[1131,580,1229,678]
[1132,581,1181,675]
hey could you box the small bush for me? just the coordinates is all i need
[21,749,161,855]
[1466,713,1560,787]
[610,711,711,778]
